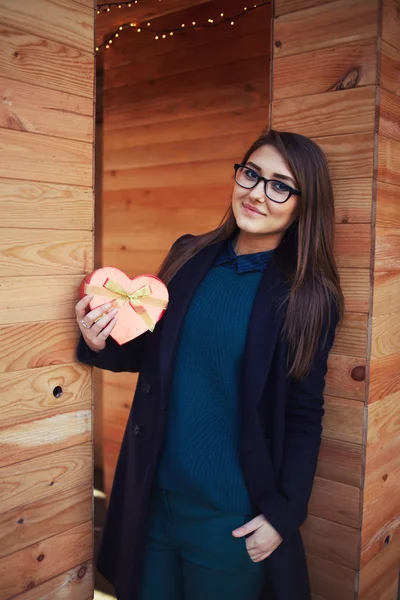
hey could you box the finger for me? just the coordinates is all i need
[91,307,118,334]
[76,295,94,320]
[98,316,118,340]
[232,516,264,538]
[84,301,115,327]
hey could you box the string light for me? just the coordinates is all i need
[97,2,270,51]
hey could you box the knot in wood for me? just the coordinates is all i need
[351,365,365,381]
[77,566,87,579]
[333,68,359,91]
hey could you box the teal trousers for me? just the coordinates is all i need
[139,488,267,600]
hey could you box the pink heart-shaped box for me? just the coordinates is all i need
[80,267,169,345]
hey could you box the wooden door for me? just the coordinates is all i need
[0,1,95,598]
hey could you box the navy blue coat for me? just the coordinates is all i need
[77,234,338,600]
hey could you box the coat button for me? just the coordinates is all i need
[133,424,140,436]
[143,383,151,394]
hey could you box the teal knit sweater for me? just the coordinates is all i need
[156,241,274,515]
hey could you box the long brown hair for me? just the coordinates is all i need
[157,129,344,380]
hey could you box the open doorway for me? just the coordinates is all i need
[93,1,271,595]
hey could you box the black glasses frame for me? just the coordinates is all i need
[233,163,301,203]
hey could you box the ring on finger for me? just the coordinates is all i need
[81,319,93,329]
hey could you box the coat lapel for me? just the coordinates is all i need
[242,259,289,423]
[159,239,224,406]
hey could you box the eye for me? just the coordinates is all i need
[271,180,290,194]
[243,168,259,181]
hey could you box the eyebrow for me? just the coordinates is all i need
[246,161,297,187]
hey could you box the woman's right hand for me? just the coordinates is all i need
[75,294,119,353]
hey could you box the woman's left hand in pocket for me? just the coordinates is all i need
[232,514,283,562]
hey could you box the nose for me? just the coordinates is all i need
[248,180,266,202]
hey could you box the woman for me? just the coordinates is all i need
[76,129,343,600]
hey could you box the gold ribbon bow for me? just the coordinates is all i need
[84,278,168,332]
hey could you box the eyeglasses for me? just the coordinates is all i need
[233,163,301,203]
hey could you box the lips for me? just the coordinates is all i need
[243,203,266,216]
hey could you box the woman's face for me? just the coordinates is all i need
[232,144,300,242]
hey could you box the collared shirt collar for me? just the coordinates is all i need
[214,237,274,273]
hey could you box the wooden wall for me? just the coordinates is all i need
[101,0,271,496]
[0,1,95,598]
[271,0,400,598]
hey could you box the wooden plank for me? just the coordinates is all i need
[379,89,400,142]
[0,228,92,276]
[106,29,270,91]
[0,25,93,99]
[0,179,93,230]
[275,0,338,17]
[376,181,400,227]
[373,270,400,316]
[381,0,400,51]
[273,0,378,59]
[359,534,400,600]
[0,521,92,600]
[325,354,366,401]
[322,396,364,445]
[312,133,374,180]
[0,320,80,374]
[0,77,93,142]
[0,484,91,559]
[317,438,363,487]
[102,184,231,210]
[105,105,269,150]
[103,81,269,129]
[273,39,377,100]
[333,178,372,224]
[0,363,91,429]
[371,315,400,359]
[367,390,400,445]
[301,515,358,568]
[104,54,270,110]
[14,561,92,600]
[0,442,92,514]
[103,159,237,191]
[332,312,368,357]
[309,477,360,528]
[335,224,371,268]
[307,553,356,600]
[361,430,400,567]
[339,268,370,313]
[273,87,376,137]
[0,130,92,187]
[0,0,93,53]
[0,410,91,468]
[103,204,227,236]
[375,227,400,270]
[369,352,400,403]
[0,274,83,325]
[103,131,263,171]
[378,136,400,186]
[381,39,400,96]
